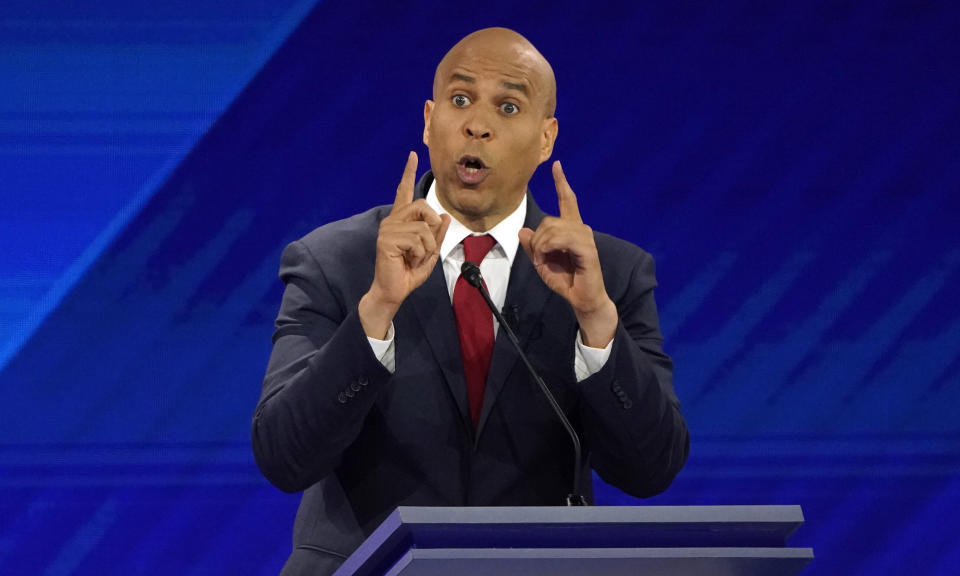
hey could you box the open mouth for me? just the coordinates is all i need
[460,155,487,171]
[456,155,490,185]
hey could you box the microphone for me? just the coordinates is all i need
[460,261,588,506]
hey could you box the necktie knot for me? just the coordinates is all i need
[462,234,497,264]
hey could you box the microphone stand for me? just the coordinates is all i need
[461,261,589,506]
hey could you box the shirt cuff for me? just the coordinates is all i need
[574,330,613,382]
[367,322,396,373]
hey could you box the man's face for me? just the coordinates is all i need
[423,38,557,230]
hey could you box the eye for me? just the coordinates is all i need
[500,102,520,116]
[452,94,471,107]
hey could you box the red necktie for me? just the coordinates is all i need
[453,235,498,426]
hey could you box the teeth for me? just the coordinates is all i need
[466,167,479,174]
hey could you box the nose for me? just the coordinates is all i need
[463,115,492,140]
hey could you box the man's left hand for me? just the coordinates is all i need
[519,161,618,348]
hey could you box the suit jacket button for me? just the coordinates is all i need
[350,382,362,392]
[337,392,348,404]
[623,400,633,409]
[358,376,369,386]
[344,388,356,398]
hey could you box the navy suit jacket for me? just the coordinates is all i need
[252,172,689,575]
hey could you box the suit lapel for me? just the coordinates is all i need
[408,263,473,432]
[406,171,474,431]
[474,196,553,444]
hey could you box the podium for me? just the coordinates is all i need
[333,506,813,576]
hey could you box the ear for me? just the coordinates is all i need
[423,100,434,146]
[538,116,558,163]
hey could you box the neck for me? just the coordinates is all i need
[433,186,525,233]
[456,213,506,233]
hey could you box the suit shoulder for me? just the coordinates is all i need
[594,230,652,266]
[299,203,390,247]
[593,230,658,299]
[292,204,391,265]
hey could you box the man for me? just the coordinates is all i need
[253,28,689,576]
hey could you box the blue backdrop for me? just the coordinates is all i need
[1,1,958,574]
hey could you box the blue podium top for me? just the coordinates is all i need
[335,506,810,576]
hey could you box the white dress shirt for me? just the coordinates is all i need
[367,181,612,381]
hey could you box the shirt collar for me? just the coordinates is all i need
[426,179,526,265]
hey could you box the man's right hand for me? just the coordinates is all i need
[359,151,451,339]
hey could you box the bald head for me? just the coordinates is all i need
[433,27,557,118]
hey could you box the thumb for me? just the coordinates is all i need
[433,214,452,248]
[518,227,536,263]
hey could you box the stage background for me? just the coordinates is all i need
[1,1,958,574]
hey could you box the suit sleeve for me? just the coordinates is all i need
[576,248,690,498]
[251,240,391,493]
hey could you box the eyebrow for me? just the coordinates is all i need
[448,73,529,96]
[501,81,528,95]
[450,73,475,84]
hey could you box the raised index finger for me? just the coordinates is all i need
[392,151,418,214]
[553,160,581,222]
